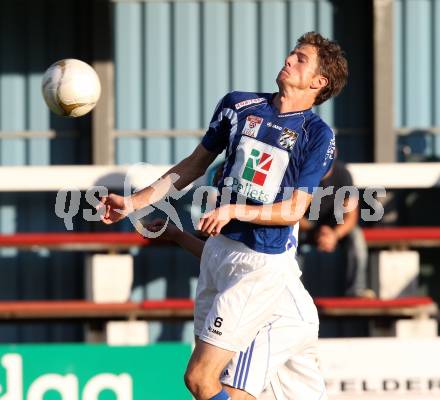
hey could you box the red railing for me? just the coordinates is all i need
[0,228,440,250]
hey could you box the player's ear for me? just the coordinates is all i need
[311,75,328,90]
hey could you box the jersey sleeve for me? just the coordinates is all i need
[201,94,233,154]
[296,126,336,193]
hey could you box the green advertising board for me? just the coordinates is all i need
[0,343,192,400]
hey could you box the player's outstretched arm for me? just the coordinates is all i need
[235,189,313,225]
[198,189,312,236]
[146,219,205,259]
[99,144,217,224]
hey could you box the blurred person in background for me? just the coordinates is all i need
[298,156,373,298]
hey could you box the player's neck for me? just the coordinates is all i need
[273,90,314,114]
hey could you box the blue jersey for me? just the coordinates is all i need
[202,91,335,254]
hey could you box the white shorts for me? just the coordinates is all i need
[222,316,327,400]
[194,234,326,399]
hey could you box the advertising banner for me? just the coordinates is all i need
[0,343,192,400]
[319,338,440,400]
[1,339,439,399]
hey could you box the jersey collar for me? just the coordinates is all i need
[269,93,313,118]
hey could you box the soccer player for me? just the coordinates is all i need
[99,32,348,400]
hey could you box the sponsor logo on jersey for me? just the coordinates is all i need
[224,136,289,204]
[222,369,230,377]
[242,148,272,186]
[267,121,283,131]
[279,128,298,151]
[224,177,270,203]
[234,97,266,110]
[242,115,263,138]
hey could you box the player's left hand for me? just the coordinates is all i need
[198,205,234,236]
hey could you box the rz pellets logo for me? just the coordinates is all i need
[242,149,273,186]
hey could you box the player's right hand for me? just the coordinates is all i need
[97,193,133,225]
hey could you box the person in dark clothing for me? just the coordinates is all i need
[299,159,372,298]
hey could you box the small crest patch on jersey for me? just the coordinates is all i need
[235,97,265,110]
[279,128,298,150]
[242,115,263,138]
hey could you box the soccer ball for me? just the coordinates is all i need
[41,59,101,117]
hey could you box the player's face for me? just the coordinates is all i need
[276,45,324,91]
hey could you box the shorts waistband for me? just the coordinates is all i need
[208,234,260,255]
[208,235,301,276]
